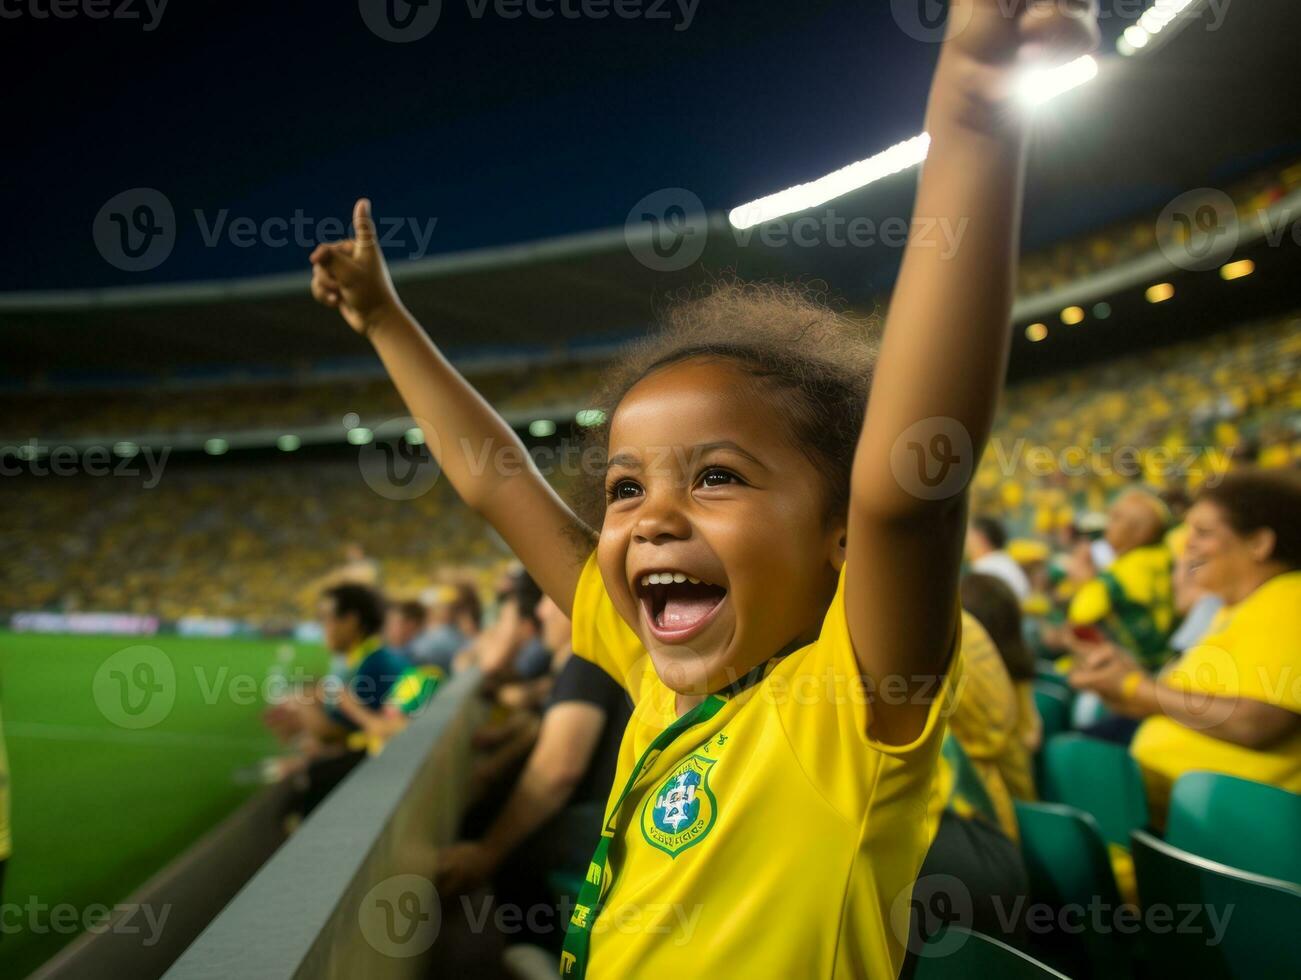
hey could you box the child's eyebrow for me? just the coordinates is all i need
[605,452,641,472]
[694,441,769,470]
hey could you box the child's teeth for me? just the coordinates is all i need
[688,576,701,584]
[672,572,686,584]
[641,576,651,587]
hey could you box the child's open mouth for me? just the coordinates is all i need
[634,569,728,644]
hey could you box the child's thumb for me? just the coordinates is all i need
[353,198,378,253]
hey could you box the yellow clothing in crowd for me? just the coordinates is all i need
[1070,543,1175,668]
[1132,570,1301,823]
[930,613,1038,841]
[569,555,961,980]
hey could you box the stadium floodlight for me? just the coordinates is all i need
[404,427,426,445]
[1146,282,1175,303]
[1117,0,1204,56]
[1026,323,1048,342]
[1017,55,1099,108]
[1219,259,1254,281]
[277,434,301,452]
[205,438,229,456]
[575,409,607,427]
[1093,302,1113,320]
[347,427,374,446]
[529,419,558,438]
[729,56,1099,230]
[113,441,138,458]
[728,134,932,231]
[1061,305,1086,325]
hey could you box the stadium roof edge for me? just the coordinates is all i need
[0,215,729,314]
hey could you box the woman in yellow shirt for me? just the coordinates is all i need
[1070,468,1301,825]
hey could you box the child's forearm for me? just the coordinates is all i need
[365,303,592,611]
[854,49,1026,519]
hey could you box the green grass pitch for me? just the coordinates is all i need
[0,631,328,979]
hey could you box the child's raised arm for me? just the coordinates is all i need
[310,200,593,613]
[847,0,1098,742]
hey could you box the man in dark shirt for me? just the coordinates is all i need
[436,596,630,947]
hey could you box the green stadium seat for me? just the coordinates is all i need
[1131,829,1301,980]
[912,926,1069,980]
[1040,735,1149,850]
[1032,684,1072,744]
[1014,800,1135,980]
[1166,771,1301,884]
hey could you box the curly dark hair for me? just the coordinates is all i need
[1196,466,1301,569]
[572,280,879,529]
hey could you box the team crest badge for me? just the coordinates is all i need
[641,755,717,857]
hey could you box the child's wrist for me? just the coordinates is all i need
[360,297,407,341]
[926,49,1029,142]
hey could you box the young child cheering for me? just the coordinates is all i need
[308,2,1099,974]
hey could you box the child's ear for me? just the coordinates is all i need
[829,526,848,571]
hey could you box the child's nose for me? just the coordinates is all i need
[632,492,691,543]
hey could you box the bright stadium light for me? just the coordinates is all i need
[728,133,932,230]
[277,434,301,452]
[1117,0,1204,56]
[729,54,1100,229]
[575,409,607,427]
[113,441,138,458]
[528,419,557,438]
[1017,56,1099,107]
[1026,323,1048,342]
[1061,305,1086,325]
[205,438,229,456]
[347,427,373,446]
[404,427,426,445]
[1146,282,1175,303]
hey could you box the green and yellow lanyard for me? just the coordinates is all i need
[559,660,771,978]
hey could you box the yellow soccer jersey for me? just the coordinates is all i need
[1132,570,1301,824]
[569,554,960,980]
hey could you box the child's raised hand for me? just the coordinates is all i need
[309,198,400,336]
[940,0,1099,104]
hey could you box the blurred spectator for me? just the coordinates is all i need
[264,584,410,743]
[966,516,1031,601]
[1067,489,1176,671]
[1070,468,1301,825]
[384,599,428,657]
[438,596,631,954]
[917,613,1031,946]
[961,573,1042,759]
[411,582,482,673]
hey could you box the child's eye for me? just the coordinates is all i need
[608,479,643,501]
[699,467,740,489]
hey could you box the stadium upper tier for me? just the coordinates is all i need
[2,315,1297,627]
